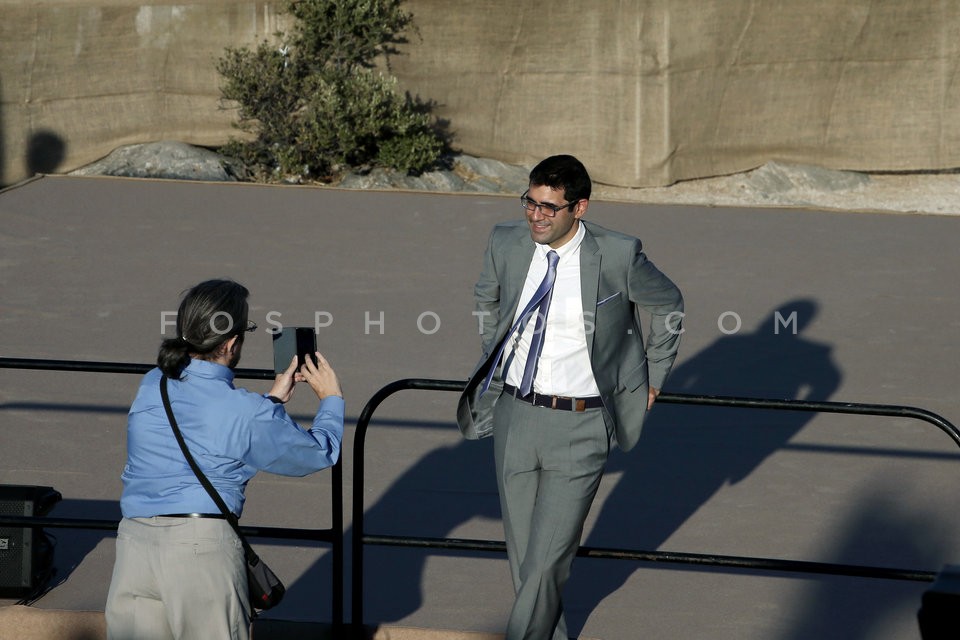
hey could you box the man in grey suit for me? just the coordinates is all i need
[457,155,684,639]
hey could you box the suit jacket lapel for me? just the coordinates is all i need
[498,228,536,338]
[580,225,601,360]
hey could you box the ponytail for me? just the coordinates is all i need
[157,336,192,379]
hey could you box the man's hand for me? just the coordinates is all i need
[300,351,343,400]
[267,355,300,403]
[647,386,660,410]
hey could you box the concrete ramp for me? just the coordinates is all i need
[0,607,104,640]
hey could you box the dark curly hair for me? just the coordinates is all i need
[528,154,592,203]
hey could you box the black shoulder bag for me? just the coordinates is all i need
[160,375,285,611]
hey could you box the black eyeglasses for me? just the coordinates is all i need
[520,190,579,217]
[244,320,258,333]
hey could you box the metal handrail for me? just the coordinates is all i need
[0,356,275,380]
[0,357,343,628]
[350,378,959,629]
[6,360,958,630]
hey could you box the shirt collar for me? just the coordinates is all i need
[184,357,235,383]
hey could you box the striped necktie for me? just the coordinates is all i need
[480,250,560,396]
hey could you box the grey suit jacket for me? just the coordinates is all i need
[456,220,684,452]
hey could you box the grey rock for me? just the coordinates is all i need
[335,167,461,192]
[70,141,239,182]
[451,155,531,193]
[743,161,870,197]
[70,141,959,216]
[336,168,403,190]
[419,170,471,192]
[71,141,527,193]
[333,155,529,194]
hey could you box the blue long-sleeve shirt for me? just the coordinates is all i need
[120,359,344,518]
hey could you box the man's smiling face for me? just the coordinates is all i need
[523,184,586,249]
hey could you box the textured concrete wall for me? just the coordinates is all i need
[391,0,960,186]
[3,0,959,187]
[1,0,289,186]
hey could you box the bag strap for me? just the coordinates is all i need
[160,375,258,562]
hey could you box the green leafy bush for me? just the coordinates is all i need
[216,0,445,182]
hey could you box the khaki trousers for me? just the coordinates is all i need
[105,516,249,640]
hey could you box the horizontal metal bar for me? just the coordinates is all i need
[5,363,955,626]
[237,524,337,543]
[363,533,504,553]
[0,515,337,543]
[362,534,936,583]
[0,357,275,380]
[358,378,960,451]
[576,546,937,583]
[656,392,960,449]
[0,516,119,532]
[351,378,958,626]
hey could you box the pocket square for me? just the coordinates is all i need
[597,292,621,306]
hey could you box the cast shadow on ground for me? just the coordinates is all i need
[287,297,855,633]
[778,485,950,640]
[566,297,842,633]
[567,297,953,638]
[591,297,841,539]
[279,427,499,624]
[20,296,944,637]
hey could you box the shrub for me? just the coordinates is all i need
[216,0,445,182]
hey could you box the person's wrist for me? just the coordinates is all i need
[266,394,284,404]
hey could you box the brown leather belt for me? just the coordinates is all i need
[503,383,603,412]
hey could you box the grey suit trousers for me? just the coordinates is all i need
[493,393,613,640]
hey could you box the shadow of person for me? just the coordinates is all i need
[278,426,500,624]
[25,129,67,176]
[565,298,842,635]
[780,483,950,640]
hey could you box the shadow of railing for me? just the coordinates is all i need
[4,360,959,635]
[349,378,960,633]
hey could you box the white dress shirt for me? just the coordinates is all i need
[505,222,601,397]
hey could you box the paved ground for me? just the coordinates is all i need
[1,175,959,639]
